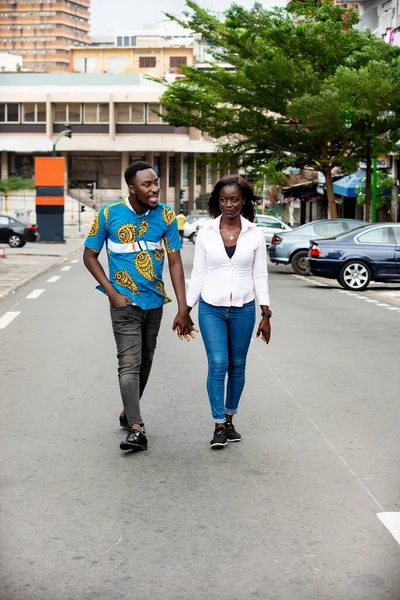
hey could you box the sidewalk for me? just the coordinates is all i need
[0,235,84,301]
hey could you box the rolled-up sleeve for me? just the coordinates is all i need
[252,230,270,306]
[186,230,207,308]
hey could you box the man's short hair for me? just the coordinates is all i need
[124,161,153,186]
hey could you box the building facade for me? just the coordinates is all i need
[0,73,223,220]
[0,0,91,72]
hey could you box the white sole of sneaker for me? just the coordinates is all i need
[210,443,227,448]
[227,438,241,442]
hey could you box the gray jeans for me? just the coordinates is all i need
[110,305,163,426]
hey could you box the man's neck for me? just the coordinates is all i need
[128,193,148,216]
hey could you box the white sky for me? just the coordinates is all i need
[90,0,286,36]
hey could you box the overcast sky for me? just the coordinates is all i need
[90,0,286,36]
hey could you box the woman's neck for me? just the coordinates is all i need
[220,215,241,229]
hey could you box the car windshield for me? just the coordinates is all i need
[329,225,368,239]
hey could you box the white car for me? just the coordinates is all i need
[184,214,209,243]
[196,214,291,244]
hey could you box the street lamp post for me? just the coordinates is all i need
[52,124,72,157]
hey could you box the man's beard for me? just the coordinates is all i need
[136,195,158,210]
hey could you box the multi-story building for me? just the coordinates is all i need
[0,73,222,219]
[0,0,91,72]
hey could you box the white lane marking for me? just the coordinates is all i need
[71,259,79,263]
[26,289,45,300]
[363,299,379,303]
[293,275,328,287]
[61,266,71,272]
[47,276,60,283]
[376,303,390,307]
[250,346,385,512]
[385,306,400,311]
[377,513,400,545]
[0,311,21,329]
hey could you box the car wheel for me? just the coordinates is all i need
[339,261,371,291]
[189,232,197,244]
[8,234,24,248]
[291,250,309,275]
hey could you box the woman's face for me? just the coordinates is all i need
[218,184,244,220]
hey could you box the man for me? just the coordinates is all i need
[176,209,186,243]
[83,161,194,453]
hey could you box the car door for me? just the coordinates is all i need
[393,225,400,275]
[355,226,396,277]
[0,216,10,242]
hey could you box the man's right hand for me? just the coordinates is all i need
[110,291,133,308]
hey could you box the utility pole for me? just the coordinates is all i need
[372,158,377,223]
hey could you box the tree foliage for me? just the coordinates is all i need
[160,0,400,219]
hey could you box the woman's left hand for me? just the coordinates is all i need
[256,317,271,345]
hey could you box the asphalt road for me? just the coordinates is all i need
[1,242,400,600]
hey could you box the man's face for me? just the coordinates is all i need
[129,168,160,209]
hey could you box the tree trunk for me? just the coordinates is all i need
[324,169,337,219]
[364,141,372,222]
[391,157,398,223]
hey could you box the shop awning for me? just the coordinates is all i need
[333,169,366,198]
[0,136,53,153]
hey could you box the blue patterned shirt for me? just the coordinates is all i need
[84,196,182,309]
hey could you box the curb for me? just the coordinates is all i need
[0,245,83,303]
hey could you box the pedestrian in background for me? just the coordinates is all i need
[83,161,195,453]
[186,175,271,449]
[176,210,186,243]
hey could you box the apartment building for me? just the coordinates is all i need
[0,73,219,216]
[0,0,91,72]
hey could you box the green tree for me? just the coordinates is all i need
[356,171,395,222]
[160,0,400,219]
[0,177,35,213]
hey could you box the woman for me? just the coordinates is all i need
[186,175,271,449]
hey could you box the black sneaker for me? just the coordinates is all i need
[210,427,227,449]
[119,414,145,435]
[120,429,148,452]
[226,422,241,442]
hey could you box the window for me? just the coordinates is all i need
[116,103,145,123]
[393,225,400,245]
[124,36,129,46]
[168,155,176,188]
[148,103,163,124]
[53,103,81,123]
[0,216,9,226]
[196,165,202,186]
[139,56,156,68]
[23,103,46,123]
[84,103,109,123]
[117,36,123,47]
[357,227,391,244]
[0,103,19,122]
[170,56,187,69]
[313,222,344,237]
[257,216,285,229]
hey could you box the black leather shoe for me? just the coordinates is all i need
[120,429,148,452]
[119,414,145,435]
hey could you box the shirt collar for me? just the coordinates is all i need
[125,194,150,217]
[209,214,257,232]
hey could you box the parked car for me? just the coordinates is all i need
[255,214,292,245]
[0,214,39,248]
[307,223,400,291]
[196,214,291,244]
[268,219,368,275]
[184,214,209,243]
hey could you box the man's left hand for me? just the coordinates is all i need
[173,311,198,341]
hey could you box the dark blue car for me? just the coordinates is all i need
[307,223,400,291]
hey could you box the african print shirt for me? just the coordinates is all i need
[84,196,182,310]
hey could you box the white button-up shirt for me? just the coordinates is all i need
[187,215,270,308]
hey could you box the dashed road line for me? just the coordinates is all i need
[61,266,71,272]
[47,276,60,283]
[293,275,328,287]
[71,260,79,264]
[385,306,400,311]
[377,513,400,546]
[26,289,45,299]
[0,311,21,330]
[376,303,390,307]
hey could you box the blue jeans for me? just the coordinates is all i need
[198,299,256,423]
